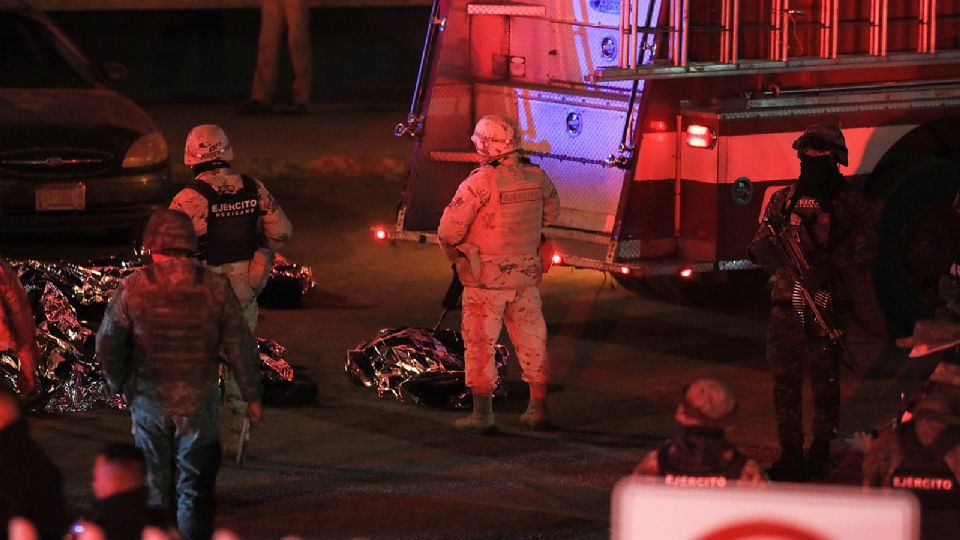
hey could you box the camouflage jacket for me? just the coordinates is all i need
[0,257,40,372]
[750,183,876,302]
[438,155,560,290]
[96,258,262,414]
[170,169,292,257]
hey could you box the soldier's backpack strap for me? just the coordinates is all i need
[187,178,218,201]
[930,425,960,458]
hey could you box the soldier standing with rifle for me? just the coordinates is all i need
[748,125,873,481]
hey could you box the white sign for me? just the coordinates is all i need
[612,477,919,540]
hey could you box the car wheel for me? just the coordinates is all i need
[873,159,960,337]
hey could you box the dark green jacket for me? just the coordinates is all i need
[96,258,261,414]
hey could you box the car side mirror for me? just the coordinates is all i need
[100,61,128,81]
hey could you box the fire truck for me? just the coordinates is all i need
[386,0,960,337]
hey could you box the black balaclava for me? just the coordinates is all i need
[797,153,843,210]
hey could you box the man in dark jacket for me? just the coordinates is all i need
[864,392,960,538]
[96,209,262,540]
[0,386,68,539]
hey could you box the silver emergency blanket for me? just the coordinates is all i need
[346,327,509,408]
[2,257,313,412]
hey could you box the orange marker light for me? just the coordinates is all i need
[686,124,717,149]
[679,266,695,280]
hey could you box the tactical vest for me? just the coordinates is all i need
[464,160,548,258]
[188,175,261,266]
[889,423,960,510]
[126,264,212,403]
[656,442,749,487]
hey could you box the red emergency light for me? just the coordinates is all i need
[686,125,717,149]
[679,266,695,280]
[551,253,563,265]
[373,227,387,241]
[618,266,631,275]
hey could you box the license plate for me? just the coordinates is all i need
[36,182,86,211]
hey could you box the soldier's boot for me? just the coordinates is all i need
[767,439,810,482]
[806,438,832,479]
[455,393,497,435]
[520,382,549,430]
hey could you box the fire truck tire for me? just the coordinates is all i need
[613,270,768,306]
[872,159,960,337]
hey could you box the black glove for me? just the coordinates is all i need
[441,264,464,310]
[747,235,782,275]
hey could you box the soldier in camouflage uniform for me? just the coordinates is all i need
[96,209,262,540]
[0,256,40,397]
[171,125,291,454]
[438,115,561,434]
[863,392,960,536]
[633,378,765,485]
[749,125,874,481]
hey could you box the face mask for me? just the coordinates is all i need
[798,154,841,201]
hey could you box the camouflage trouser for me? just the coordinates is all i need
[208,262,258,428]
[462,286,548,393]
[767,304,841,456]
[209,260,259,331]
[130,401,220,540]
[252,0,312,105]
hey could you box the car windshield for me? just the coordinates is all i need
[0,12,96,88]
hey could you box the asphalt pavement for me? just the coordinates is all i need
[17,104,931,539]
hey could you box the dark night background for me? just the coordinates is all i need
[47,7,427,105]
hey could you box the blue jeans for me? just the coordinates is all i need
[130,401,221,540]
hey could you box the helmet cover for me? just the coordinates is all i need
[471,115,520,158]
[792,124,848,166]
[184,124,234,166]
[142,209,197,254]
[675,378,738,428]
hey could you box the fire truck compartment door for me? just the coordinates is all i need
[475,83,630,233]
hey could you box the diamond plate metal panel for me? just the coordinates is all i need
[474,83,629,159]
[473,83,629,233]
[530,158,624,232]
[508,17,635,92]
[547,0,626,26]
[467,2,546,16]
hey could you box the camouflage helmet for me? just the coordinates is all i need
[471,115,520,158]
[792,124,848,166]
[675,378,738,428]
[142,209,197,255]
[183,124,234,166]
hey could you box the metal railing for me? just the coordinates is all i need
[610,0,948,78]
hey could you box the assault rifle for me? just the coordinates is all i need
[762,220,859,372]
